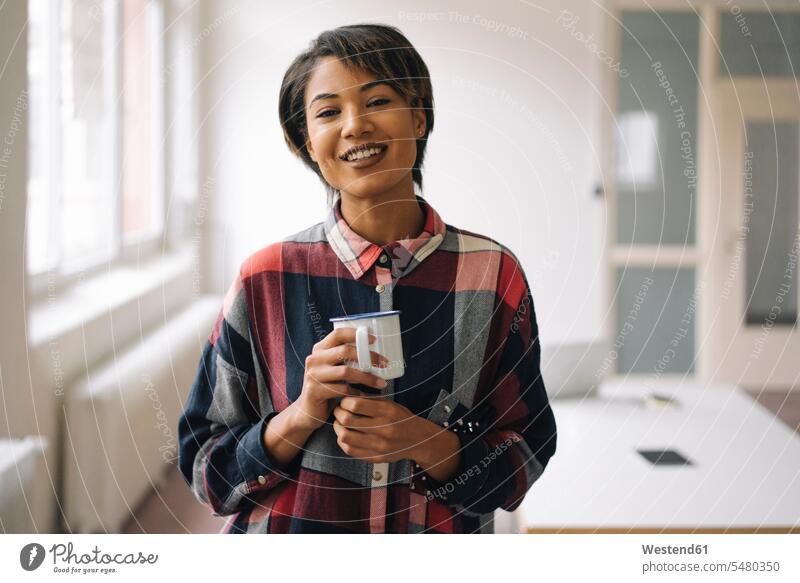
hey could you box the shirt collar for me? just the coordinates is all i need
[324,194,446,280]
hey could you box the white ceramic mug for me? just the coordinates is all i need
[329,310,405,380]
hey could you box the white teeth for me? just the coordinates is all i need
[346,147,383,162]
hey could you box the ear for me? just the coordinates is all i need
[307,140,317,163]
[412,107,426,137]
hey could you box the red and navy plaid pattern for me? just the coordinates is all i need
[178,194,557,533]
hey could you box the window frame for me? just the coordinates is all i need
[27,0,170,300]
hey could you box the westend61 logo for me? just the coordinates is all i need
[19,542,158,574]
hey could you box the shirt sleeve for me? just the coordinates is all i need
[177,267,297,517]
[423,256,557,515]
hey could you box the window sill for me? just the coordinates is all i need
[28,246,200,386]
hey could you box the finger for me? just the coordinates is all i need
[317,381,356,399]
[306,364,385,390]
[316,327,376,350]
[340,365,388,388]
[333,405,376,430]
[325,344,389,368]
[339,395,387,416]
[332,421,362,446]
[334,423,374,449]
[340,445,386,463]
[316,364,387,389]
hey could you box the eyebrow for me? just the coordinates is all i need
[308,80,394,109]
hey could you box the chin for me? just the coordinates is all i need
[339,175,402,199]
[339,185,389,200]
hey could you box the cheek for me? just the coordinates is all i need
[308,124,331,153]
[309,134,338,172]
[393,137,418,168]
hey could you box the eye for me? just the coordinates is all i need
[315,99,391,119]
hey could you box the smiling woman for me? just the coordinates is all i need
[178,23,556,534]
[302,57,425,205]
[278,25,434,210]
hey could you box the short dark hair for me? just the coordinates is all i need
[278,24,435,205]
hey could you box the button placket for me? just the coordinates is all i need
[371,466,388,487]
[368,274,395,532]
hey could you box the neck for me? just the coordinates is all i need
[339,186,425,247]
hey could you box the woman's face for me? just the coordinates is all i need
[304,56,426,201]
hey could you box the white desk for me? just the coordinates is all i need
[521,380,800,533]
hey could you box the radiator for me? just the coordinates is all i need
[0,436,48,533]
[63,296,220,533]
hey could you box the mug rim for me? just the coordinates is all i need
[329,310,401,323]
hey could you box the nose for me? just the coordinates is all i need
[341,103,375,139]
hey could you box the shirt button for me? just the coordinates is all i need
[373,470,383,481]
[257,475,267,485]
[379,254,388,264]
[375,284,385,293]
[443,421,449,428]
[443,405,452,413]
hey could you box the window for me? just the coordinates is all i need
[122,0,165,241]
[26,0,182,288]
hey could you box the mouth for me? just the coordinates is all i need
[339,143,389,168]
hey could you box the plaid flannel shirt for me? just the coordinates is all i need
[178,194,557,533]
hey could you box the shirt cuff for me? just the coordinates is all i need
[235,411,297,492]
[415,429,490,507]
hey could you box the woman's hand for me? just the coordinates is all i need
[295,327,389,431]
[332,396,461,481]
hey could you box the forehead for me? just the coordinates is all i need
[304,57,384,104]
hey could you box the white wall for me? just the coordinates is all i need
[0,0,30,440]
[0,0,56,532]
[197,0,607,346]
